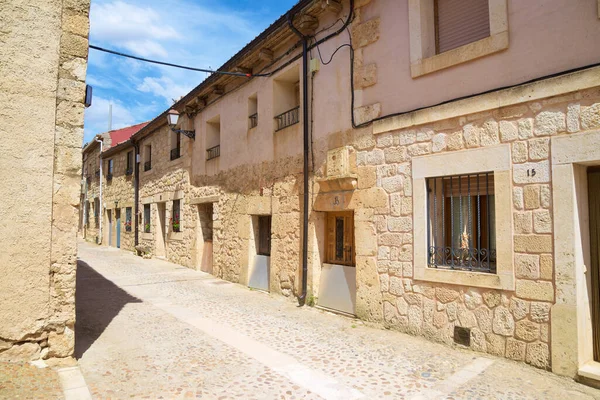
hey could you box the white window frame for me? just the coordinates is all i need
[408,0,509,78]
[412,145,514,290]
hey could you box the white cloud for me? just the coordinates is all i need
[84,96,136,139]
[137,76,195,105]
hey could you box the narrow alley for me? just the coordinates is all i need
[74,242,599,399]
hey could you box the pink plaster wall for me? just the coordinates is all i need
[362,0,600,115]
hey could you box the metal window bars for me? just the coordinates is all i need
[426,172,496,273]
[170,147,181,160]
[206,145,220,161]
[274,106,299,131]
[249,113,258,129]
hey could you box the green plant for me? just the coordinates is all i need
[144,223,150,233]
[306,294,317,307]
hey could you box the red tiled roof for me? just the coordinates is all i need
[108,122,149,147]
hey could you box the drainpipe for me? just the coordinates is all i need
[134,141,140,247]
[95,137,103,244]
[288,15,310,306]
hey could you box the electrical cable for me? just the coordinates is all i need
[89,45,269,77]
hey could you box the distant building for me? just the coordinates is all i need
[84,0,600,384]
[0,0,90,361]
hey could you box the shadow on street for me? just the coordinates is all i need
[74,259,142,359]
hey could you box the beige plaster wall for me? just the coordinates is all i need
[0,0,89,361]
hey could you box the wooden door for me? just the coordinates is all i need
[588,169,600,361]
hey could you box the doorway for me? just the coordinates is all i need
[318,211,356,315]
[107,210,112,247]
[195,203,213,273]
[156,203,166,258]
[248,215,271,291]
[588,169,600,361]
[115,209,121,249]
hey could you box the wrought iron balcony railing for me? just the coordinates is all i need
[274,106,299,131]
[206,145,220,161]
[144,161,152,171]
[170,147,181,161]
[249,113,258,129]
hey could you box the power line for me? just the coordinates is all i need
[89,45,268,78]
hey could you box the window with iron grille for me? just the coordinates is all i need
[144,145,152,171]
[170,131,181,160]
[144,204,151,233]
[427,172,496,273]
[107,159,114,180]
[248,94,258,129]
[172,199,181,232]
[435,0,490,54]
[125,207,132,232]
[257,216,271,256]
[325,212,355,266]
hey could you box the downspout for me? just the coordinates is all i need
[95,137,103,244]
[134,141,140,248]
[288,14,310,306]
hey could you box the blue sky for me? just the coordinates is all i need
[83,0,297,143]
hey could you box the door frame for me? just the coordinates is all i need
[551,131,600,381]
[155,202,167,257]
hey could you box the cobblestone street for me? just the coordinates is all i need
[74,241,600,399]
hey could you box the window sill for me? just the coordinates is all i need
[414,266,512,290]
[169,232,184,241]
[410,31,508,78]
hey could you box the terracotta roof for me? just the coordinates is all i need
[108,122,149,147]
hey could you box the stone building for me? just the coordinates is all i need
[89,0,600,383]
[80,122,148,248]
[0,0,90,361]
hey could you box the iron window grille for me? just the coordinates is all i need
[125,207,132,232]
[144,161,152,171]
[126,151,133,174]
[106,173,113,181]
[249,113,258,129]
[170,147,181,161]
[125,168,133,176]
[206,145,220,161]
[172,199,181,232]
[143,204,151,233]
[274,106,300,131]
[426,172,496,273]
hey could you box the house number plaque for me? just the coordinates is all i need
[526,169,536,177]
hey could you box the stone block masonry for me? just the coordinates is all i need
[0,0,90,362]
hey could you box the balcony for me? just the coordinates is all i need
[206,145,220,161]
[249,113,258,129]
[274,106,299,131]
[170,147,181,161]
[144,161,152,171]
[125,167,133,176]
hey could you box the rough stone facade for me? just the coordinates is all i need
[81,140,103,243]
[0,0,90,361]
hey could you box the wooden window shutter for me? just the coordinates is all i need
[435,0,490,54]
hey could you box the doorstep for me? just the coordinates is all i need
[579,361,600,389]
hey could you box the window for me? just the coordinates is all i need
[126,151,133,175]
[85,201,90,226]
[325,212,354,266]
[206,115,220,161]
[408,0,508,77]
[248,94,258,129]
[125,207,132,232]
[257,216,271,256]
[94,198,100,227]
[273,66,300,131]
[172,199,181,232]
[144,204,151,233]
[170,131,181,161]
[107,159,114,180]
[144,145,152,171]
[434,0,490,54]
[427,173,496,273]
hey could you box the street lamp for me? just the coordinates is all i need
[167,109,195,140]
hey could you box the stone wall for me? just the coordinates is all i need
[0,0,89,361]
[82,144,102,243]
[103,145,135,251]
[358,86,600,369]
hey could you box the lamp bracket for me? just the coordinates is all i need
[170,127,195,140]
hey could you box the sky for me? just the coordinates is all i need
[83,0,298,144]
